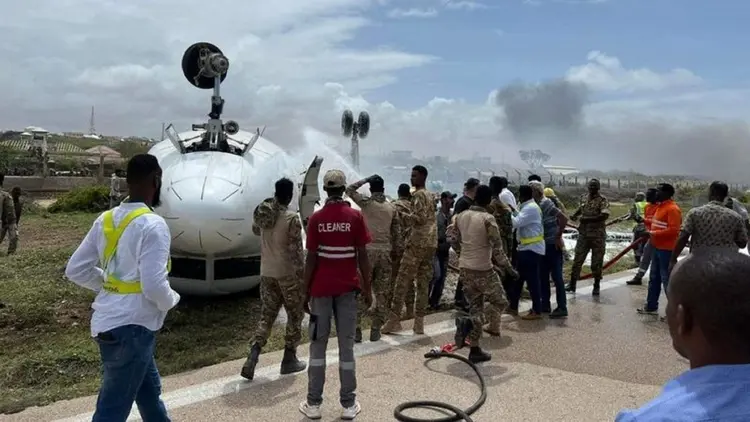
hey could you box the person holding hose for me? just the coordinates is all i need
[566,179,610,296]
[300,169,372,420]
[627,188,658,285]
[65,154,180,421]
[637,183,682,316]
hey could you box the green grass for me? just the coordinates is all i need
[0,212,302,414]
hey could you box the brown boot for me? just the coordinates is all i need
[413,316,424,334]
[381,314,403,334]
[483,322,501,337]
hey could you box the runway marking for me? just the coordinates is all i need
[55,269,640,422]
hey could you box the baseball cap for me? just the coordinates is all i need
[440,191,457,200]
[464,178,480,189]
[323,169,346,188]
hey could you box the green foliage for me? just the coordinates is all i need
[47,186,110,213]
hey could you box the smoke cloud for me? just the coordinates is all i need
[494,79,750,182]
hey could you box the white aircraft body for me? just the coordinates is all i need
[147,42,364,296]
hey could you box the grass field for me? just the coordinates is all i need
[0,201,677,414]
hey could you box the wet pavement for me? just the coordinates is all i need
[10,267,684,422]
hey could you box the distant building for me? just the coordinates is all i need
[542,165,580,176]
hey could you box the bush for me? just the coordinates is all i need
[48,186,110,213]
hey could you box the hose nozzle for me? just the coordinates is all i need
[424,346,441,359]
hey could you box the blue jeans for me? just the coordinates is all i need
[93,325,170,422]
[645,249,672,311]
[509,250,543,313]
[541,243,566,311]
[429,253,448,308]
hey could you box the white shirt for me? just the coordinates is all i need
[499,188,517,211]
[512,199,546,255]
[65,202,180,337]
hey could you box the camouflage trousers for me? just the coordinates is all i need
[570,236,606,280]
[0,224,18,255]
[390,245,435,319]
[357,248,393,329]
[460,268,508,346]
[391,252,415,315]
[253,275,305,349]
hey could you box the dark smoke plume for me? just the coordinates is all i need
[495,79,588,136]
[492,78,750,181]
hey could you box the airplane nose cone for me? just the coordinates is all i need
[157,152,253,256]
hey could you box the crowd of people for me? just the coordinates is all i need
[60,154,750,421]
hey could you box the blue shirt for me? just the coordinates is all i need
[616,364,750,421]
[512,199,545,255]
[539,197,561,245]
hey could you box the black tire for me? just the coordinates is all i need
[357,111,370,138]
[341,110,354,137]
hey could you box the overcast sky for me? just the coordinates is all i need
[2,0,749,179]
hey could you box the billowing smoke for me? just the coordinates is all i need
[493,78,750,181]
[495,79,588,136]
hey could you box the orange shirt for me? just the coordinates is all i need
[649,200,682,250]
[644,203,657,230]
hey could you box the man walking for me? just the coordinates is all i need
[300,169,372,420]
[637,183,682,316]
[65,154,180,421]
[346,174,401,342]
[241,178,307,380]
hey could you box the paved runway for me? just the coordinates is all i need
[9,268,683,422]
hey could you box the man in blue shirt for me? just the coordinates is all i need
[616,251,750,421]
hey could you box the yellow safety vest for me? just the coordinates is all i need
[518,202,544,246]
[635,201,646,218]
[101,206,171,295]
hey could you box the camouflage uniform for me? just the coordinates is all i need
[486,197,514,261]
[0,190,18,255]
[569,192,610,284]
[383,188,437,334]
[451,205,514,346]
[346,181,401,339]
[391,197,415,316]
[250,198,305,349]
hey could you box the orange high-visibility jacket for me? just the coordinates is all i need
[649,200,682,250]
[644,203,657,230]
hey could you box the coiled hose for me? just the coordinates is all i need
[393,350,486,422]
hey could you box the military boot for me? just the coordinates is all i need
[279,347,307,375]
[403,306,415,320]
[592,278,601,296]
[240,343,262,380]
[468,347,492,364]
[626,275,643,286]
[483,318,501,337]
[413,316,425,334]
[354,327,363,343]
[565,278,577,292]
[381,313,403,334]
[369,326,381,342]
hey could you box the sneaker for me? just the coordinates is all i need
[299,401,322,419]
[636,307,658,315]
[341,401,361,420]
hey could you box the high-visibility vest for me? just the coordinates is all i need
[518,202,544,246]
[635,201,646,218]
[101,207,171,295]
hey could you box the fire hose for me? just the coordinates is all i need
[394,348,486,422]
[579,236,645,280]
